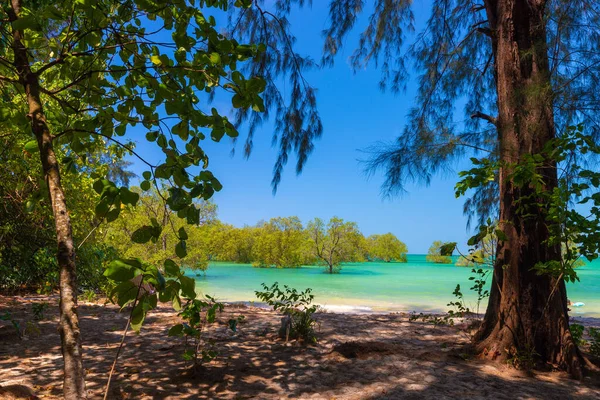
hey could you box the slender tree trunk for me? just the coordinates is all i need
[8,1,87,397]
[475,0,582,377]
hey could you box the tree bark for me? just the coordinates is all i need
[475,0,583,377]
[8,1,88,397]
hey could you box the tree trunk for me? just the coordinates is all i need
[9,1,88,397]
[475,0,583,377]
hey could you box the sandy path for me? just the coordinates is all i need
[0,295,599,399]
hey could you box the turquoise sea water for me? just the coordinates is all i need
[189,255,600,317]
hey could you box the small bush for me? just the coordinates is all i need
[409,312,453,326]
[588,327,600,356]
[169,295,238,370]
[24,321,41,337]
[255,282,319,343]
[80,289,97,303]
[570,323,586,346]
[506,345,538,372]
[31,302,49,321]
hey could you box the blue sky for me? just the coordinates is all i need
[128,1,476,253]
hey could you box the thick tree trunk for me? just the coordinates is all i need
[475,0,583,377]
[9,1,88,397]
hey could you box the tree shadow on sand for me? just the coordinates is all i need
[0,297,599,399]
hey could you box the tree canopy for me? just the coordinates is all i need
[426,240,453,265]
[306,217,365,273]
[252,217,307,268]
[104,187,218,273]
[367,233,408,263]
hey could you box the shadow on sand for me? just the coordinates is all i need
[0,296,599,399]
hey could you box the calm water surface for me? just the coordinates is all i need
[188,254,600,317]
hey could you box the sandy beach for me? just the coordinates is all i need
[1,294,599,399]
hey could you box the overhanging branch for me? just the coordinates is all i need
[471,111,497,126]
[0,74,18,83]
[476,27,493,37]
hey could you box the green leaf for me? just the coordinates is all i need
[142,171,152,180]
[140,180,151,191]
[24,140,39,154]
[178,227,188,240]
[115,124,126,136]
[158,280,179,303]
[467,233,482,247]
[130,302,146,332]
[131,226,155,243]
[0,107,10,122]
[231,71,244,85]
[252,96,265,112]
[172,294,182,310]
[495,229,508,242]
[247,77,266,93]
[186,206,200,225]
[150,55,162,65]
[155,270,166,291]
[164,259,179,277]
[176,240,187,258]
[157,134,167,148]
[42,5,64,20]
[228,318,238,332]
[93,179,104,194]
[120,187,139,206]
[95,200,109,218]
[106,207,120,222]
[12,15,41,32]
[25,199,36,213]
[154,164,171,179]
[190,184,203,198]
[212,178,223,192]
[232,94,244,108]
[179,275,196,299]
[207,306,217,323]
[145,131,159,142]
[104,259,136,282]
[110,280,138,307]
[209,53,221,64]
[440,242,457,256]
[168,324,184,337]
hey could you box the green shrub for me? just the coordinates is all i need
[506,345,539,372]
[31,302,49,321]
[80,289,97,303]
[409,312,454,326]
[570,323,586,346]
[255,282,319,343]
[76,244,119,291]
[168,295,236,369]
[0,247,59,291]
[588,327,600,356]
[0,242,118,292]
